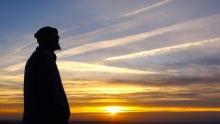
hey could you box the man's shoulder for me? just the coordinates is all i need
[27,49,50,65]
[30,50,48,60]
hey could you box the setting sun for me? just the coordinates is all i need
[105,106,123,115]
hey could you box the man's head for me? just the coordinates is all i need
[34,26,61,51]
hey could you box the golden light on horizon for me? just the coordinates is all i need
[105,106,123,115]
[69,105,220,114]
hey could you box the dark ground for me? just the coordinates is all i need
[0,112,219,124]
[0,120,220,124]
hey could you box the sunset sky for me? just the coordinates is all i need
[0,0,220,122]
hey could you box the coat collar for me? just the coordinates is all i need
[36,46,57,61]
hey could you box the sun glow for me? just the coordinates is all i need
[105,106,123,115]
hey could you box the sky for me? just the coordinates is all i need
[0,0,220,121]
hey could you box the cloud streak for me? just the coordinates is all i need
[107,0,172,20]
[57,14,220,59]
[57,26,172,58]
[105,37,220,61]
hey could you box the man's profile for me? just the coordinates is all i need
[23,26,70,124]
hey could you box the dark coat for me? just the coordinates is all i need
[23,47,70,124]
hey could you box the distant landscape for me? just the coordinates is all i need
[0,112,219,124]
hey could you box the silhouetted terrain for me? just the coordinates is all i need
[1,112,220,124]
[0,120,220,124]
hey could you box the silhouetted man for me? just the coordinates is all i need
[23,27,70,124]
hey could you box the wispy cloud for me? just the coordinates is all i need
[1,60,153,75]
[1,62,25,72]
[57,27,171,58]
[105,37,220,61]
[0,75,23,87]
[58,60,154,75]
[57,14,220,59]
[56,22,174,58]
[107,0,172,20]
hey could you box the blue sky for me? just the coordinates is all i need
[0,0,220,114]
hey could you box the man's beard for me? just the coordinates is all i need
[56,44,61,50]
[54,43,61,51]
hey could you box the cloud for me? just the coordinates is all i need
[1,63,25,72]
[57,27,171,58]
[56,21,172,58]
[1,60,152,75]
[63,79,220,107]
[0,59,157,82]
[0,75,23,88]
[57,14,220,59]
[57,60,157,81]
[110,0,172,19]
[105,37,220,61]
